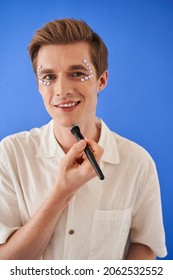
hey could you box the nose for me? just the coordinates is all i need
[54,74,71,97]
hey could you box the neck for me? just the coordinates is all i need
[53,118,101,153]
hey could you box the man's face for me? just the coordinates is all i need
[37,42,107,128]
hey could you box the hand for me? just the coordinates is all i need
[56,139,104,195]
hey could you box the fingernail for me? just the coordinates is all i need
[80,139,86,146]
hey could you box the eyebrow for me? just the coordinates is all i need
[38,64,88,75]
[38,68,55,75]
[68,65,88,71]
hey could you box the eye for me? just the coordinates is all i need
[70,72,86,78]
[43,74,56,81]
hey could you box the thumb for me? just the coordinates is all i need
[65,140,87,165]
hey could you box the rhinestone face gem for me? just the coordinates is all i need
[37,65,51,87]
[80,59,94,82]
[37,60,94,85]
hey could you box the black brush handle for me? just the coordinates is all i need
[71,125,105,180]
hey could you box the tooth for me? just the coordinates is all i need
[58,102,77,108]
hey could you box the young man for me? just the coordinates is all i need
[0,18,167,259]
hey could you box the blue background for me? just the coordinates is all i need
[0,0,172,259]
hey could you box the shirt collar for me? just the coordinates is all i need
[36,120,65,159]
[36,119,120,164]
[98,119,120,164]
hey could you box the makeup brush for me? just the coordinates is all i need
[71,125,105,180]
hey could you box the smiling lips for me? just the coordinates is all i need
[54,101,80,111]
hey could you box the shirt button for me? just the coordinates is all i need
[69,229,75,235]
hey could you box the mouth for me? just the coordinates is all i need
[54,101,81,111]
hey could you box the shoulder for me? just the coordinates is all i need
[101,119,155,171]
[116,132,151,157]
[115,131,155,166]
[0,121,52,155]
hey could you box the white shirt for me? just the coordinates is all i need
[0,119,167,259]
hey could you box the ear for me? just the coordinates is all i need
[97,70,108,92]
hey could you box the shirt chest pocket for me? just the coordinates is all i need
[88,207,132,259]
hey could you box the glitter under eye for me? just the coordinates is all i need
[37,65,51,86]
[80,59,93,82]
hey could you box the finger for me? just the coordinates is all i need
[85,138,104,160]
[65,140,87,166]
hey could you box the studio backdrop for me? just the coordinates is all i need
[0,0,172,259]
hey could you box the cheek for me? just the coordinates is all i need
[79,78,98,91]
[39,86,52,99]
[84,89,98,108]
[83,84,98,101]
[39,90,52,110]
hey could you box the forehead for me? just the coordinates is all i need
[37,42,92,69]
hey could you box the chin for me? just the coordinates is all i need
[53,118,77,129]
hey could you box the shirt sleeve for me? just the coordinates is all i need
[130,158,167,258]
[0,141,22,244]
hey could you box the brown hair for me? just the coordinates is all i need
[28,18,108,79]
